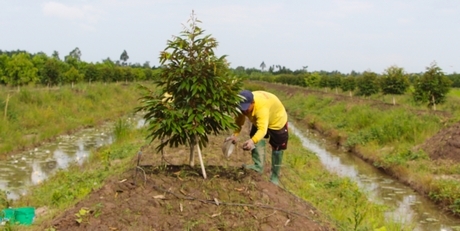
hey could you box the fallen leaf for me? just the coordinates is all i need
[211,213,221,218]
[284,219,291,226]
[153,195,166,199]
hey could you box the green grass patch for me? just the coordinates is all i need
[0,82,151,156]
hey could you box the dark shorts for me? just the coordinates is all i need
[250,122,289,151]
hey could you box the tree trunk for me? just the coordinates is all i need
[432,95,437,111]
[189,145,195,167]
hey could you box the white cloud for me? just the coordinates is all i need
[43,2,84,19]
[332,0,374,17]
[78,23,96,32]
[201,3,282,26]
[42,1,104,23]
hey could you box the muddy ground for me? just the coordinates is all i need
[37,127,334,231]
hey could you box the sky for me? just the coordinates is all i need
[1,0,460,74]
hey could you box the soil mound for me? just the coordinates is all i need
[419,121,460,163]
[37,127,334,231]
[40,165,332,231]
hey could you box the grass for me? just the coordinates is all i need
[0,82,150,156]
[448,88,460,97]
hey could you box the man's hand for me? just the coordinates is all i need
[224,135,237,144]
[242,139,255,151]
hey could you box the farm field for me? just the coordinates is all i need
[5,81,460,230]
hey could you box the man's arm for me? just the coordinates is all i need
[251,108,269,143]
[233,113,246,136]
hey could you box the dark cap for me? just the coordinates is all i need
[239,90,253,111]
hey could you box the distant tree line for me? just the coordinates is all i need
[235,62,455,110]
[1,48,457,110]
[0,48,160,88]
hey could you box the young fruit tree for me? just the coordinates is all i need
[413,62,452,110]
[380,65,410,105]
[135,11,243,178]
[340,76,356,97]
[356,70,379,98]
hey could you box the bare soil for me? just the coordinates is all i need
[38,127,335,231]
[418,120,460,163]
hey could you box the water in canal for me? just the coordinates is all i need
[289,121,460,231]
[0,116,145,200]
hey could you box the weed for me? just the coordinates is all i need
[450,199,460,215]
[113,118,132,141]
[0,190,9,208]
[92,203,104,218]
[184,219,203,230]
[347,190,367,231]
[75,207,90,224]
[1,221,13,231]
[429,179,460,208]
[382,149,429,167]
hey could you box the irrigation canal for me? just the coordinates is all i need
[290,121,460,231]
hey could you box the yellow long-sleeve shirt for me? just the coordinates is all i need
[234,91,288,143]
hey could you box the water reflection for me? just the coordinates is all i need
[0,116,143,200]
[289,122,460,231]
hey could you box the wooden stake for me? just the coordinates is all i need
[4,93,10,121]
[196,137,207,179]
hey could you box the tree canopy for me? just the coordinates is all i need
[413,62,452,110]
[136,12,243,164]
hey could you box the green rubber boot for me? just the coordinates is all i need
[243,140,265,173]
[270,150,283,185]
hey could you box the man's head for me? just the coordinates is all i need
[238,90,254,113]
